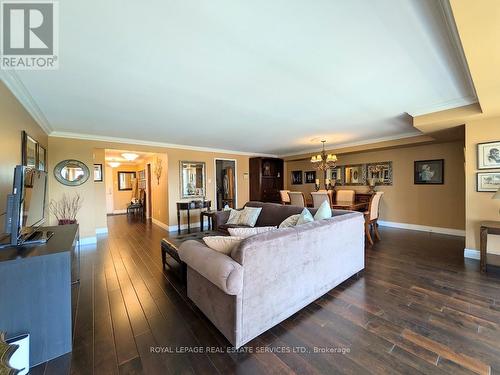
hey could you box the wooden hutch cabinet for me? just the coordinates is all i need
[249,157,284,203]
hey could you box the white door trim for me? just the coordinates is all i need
[214,158,238,210]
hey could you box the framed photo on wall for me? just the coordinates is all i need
[304,170,316,184]
[37,145,46,171]
[22,131,38,168]
[414,159,444,185]
[291,170,302,185]
[477,172,500,192]
[94,164,103,182]
[478,141,500,169]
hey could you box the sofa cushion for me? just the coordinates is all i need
[278,214,300,228]
[297,208,314,225]
[244,201,318,227]
[237,206,262,227]
[228,226,277,239]
[226,209,242,225]
[314,200,332,221]
[203,236,244,255]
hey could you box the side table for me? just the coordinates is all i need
[200,210,217,231]
[480,221,500,272]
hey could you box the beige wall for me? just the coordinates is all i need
[285,141,465,230]
[139,154,168,224]
[93,148,107,229]
[465,117,500,251]
[111,164,138,211]
[0,81,48,229]
[46,136,250,238]
[166,149,249,227]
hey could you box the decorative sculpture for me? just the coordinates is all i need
[154,156,163,185]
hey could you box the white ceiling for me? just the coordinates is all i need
[10,0,475,155]
[104,149,154,165]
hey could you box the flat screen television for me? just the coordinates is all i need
[3,165,52,246]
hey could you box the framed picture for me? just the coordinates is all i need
[329,166,344,185]
[94,164,103,182]
[414,159,444,185]
[291,170,302,185]
[477,172,500,192]
[22,131,38,168]
[304,170,316,184]
[478,141,500,169]
[344,164,366,186]
[37,145,46,171]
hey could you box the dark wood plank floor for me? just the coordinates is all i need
[32,215,500,375]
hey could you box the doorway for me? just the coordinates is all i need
[215,159,237,210]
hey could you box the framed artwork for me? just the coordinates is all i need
[304,170,316,184]
[291,171,302,185]
[344,164,366,185]
[367,161,393,185]
[94,164,103,182]
[477,172,500,192]
[478,141,500,169]
[414,159,444,185]
[22,131,38,168]
[37,145,46,171]
[328,166,344,186]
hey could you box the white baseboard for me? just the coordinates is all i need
[152,218,168,231]
[112,209,127,215]
[96,227,108,235]
[168,222,201,232]
[80,236,97,245]
[464,248,480,260]
[377,220,465,237]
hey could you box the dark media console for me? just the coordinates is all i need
[0,224,79,367]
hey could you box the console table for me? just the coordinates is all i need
[480,221,500,273]
[0,224,78,367]
[176,200,211,233]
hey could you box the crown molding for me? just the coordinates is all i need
[278,131,424,158]
[437,0,478,100]
[407,95,478,117]
[50,131,278,158]
[0,70,52,134]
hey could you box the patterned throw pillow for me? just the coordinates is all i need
[203,236,244,255]
[296,208,314,225]
[228,226,277,238]
[278,214,301,228]
[226,209,242,225]
[237,207,262,227]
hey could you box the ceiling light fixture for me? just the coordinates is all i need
[310,140,337,171]
[121,152,139,161]
[108,161,121,168]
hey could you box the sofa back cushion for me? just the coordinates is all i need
[244,201,318,227]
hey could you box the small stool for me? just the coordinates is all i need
[200,210,217,231]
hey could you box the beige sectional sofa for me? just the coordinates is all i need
[179,202,365,348]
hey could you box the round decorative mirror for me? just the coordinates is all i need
[54,160,90,186]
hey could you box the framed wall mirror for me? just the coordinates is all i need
[344,164,366,185]
[367,161,393,185]
[328,166,344,186]
[180,161,206,199]
[54,160,90,186]
[118,171,136,191]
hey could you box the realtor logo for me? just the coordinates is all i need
[1,1,59,69]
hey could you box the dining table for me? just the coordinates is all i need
[331,200,369,212]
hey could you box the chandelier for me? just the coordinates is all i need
[310,140,337,171]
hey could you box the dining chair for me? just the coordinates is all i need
[365,191,384,246]
[310,191,331,208]
[336,190,355,203]
[288,191,306,207]
[279,190,291,205]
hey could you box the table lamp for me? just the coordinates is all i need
[493,187,500,215]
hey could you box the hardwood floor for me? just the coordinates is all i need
[32,215,500,375]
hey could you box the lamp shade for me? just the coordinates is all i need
[493,187,500,200]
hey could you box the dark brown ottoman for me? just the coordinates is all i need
[161,230,223,283]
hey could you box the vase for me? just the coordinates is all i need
[58,219,77,225]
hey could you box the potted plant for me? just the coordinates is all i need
[49,194,83,225]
